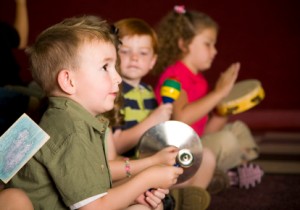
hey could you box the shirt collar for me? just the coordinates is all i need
[48,97,109,134]
[122,81,151,94]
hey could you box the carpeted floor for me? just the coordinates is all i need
[208,173,300,210]
[208,131,300,210]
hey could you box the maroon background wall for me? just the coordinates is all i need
[1,0,300,111]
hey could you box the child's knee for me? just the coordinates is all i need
[218,131,240,152]
[202,148,216,168]
[232,120,248,130]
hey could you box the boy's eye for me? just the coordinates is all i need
[119,49,129,54]
[140,51,150,56]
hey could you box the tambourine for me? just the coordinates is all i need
[136,121,202,184]
[216,79,265,116]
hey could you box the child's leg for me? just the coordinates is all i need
[0,188,33,210]
[204,123,263,189]
[224,120,259,161]
[224,121,263,189]
[202,130,243,171]
[176,148,216,189]
[170,148,215,210]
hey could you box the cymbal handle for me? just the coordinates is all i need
[176,149,194,168]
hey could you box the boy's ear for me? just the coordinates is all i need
[149,54,157,69]
[57,69,76,95]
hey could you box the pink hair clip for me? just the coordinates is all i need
[174,5,186,14]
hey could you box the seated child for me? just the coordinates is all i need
[110,18,216,210]
[6,15,183,210]
[154,5,263,191]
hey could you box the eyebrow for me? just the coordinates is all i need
[120,46,152,51]
[101,57,115,63]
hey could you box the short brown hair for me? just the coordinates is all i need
[27,15,119,95]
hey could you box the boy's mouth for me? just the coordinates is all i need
[127,65,140,69]
[110,92,118,98]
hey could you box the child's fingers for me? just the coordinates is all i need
[155,188,170,195]
[151,189,167,200]
[145,191,163,208]
[164,146,179,153]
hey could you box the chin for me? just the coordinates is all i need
[200,67,210,72]
[203,64,212,71]
[106,104,115,112]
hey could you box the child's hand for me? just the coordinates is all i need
[146,165,183,189]
[148,103,173,124]
[112,128,122,141]
[134,193,150,207]
[134,188,168,209]
[214,62,240,98]
[151,146,179,166]
[150,188,169,200]
[146,188,169,209]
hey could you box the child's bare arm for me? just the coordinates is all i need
[172,63,239,125]
[79,165,183,210]
[113,103,173,154]
[109,146,179,181]
[14,0,28,49]
[107,129,118,161]
[204,113,228,134]
[134,188,169,209]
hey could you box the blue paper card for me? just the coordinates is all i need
[0,113,49,183]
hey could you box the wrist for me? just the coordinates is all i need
[211,89,226,102]
[148,155,158,166]
[124,157,131,178]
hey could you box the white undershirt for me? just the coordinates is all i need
[70,192,107,209]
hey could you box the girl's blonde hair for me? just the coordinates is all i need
[153,8,218,75]
[27,15,120,95]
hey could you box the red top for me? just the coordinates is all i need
[155,61,209,136]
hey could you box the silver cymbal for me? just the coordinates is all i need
[136,120,203,184]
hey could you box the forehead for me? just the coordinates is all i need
[78,39,117,60]
[121,35,153,47]
[80,39,115,51]
[195,28,217,40]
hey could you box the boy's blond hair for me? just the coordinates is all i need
[114,18,158,54]
[27,15,120,95]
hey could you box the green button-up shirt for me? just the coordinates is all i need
[8,97,112,210]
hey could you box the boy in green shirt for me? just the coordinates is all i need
[7,15,183,210]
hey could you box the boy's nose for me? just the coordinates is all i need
[130,53,138,61]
